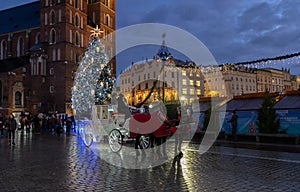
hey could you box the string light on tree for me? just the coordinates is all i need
[72,26,114,116]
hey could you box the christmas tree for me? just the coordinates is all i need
[72,27,114,117]
[95,63,114,105]
[257,91,280,133]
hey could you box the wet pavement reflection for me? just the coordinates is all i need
[0,131,299,191]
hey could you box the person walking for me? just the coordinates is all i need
[4,114,17,146]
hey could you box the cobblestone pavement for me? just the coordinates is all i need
[0,131,299,192]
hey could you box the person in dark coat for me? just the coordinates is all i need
[65,117,72,136]
[228,110,238,140]
[4,114,17,145]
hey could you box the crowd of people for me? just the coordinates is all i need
[0,112,77,145]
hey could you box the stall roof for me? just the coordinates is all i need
[274,95,300,109]
[217,98,264,112]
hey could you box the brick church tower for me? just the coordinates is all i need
[0,0,115,115]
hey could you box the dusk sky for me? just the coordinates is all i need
[1,0,300,74]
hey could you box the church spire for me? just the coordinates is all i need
[155,33,172,62]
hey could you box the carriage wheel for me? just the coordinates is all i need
[109,129,123,152]
[82,123,93,147]
[139,135,150,149]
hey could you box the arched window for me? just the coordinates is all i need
[75,14,80,27]
[105,14,110,26]
[50,10,55,25]
[15,91,22,106]
[17,37,24,57]
[0,40,7,60]
[50,28,56,44]
[35,33,40,44]
[75,32,80,46]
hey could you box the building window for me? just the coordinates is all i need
[58,9,61,22]
[50,0,55,6]
[52,49,56,61]
[17,37,24,57]
[57,48,61,61]
[45,0,49,6]
[35,33,40,44]
[196,89,201,95]
[70,10,73,23]
[50,68,54,75]
[69,30,72,43]
[145,83,148,89]
[182,79,187,85]
[182,71,186,76]
[50,28,56,44]
[105,14,110,26]
[189,80,193,86]
[50,10,55,25]
[153,72,156,78]
[172,81,175,88]
[75,0,79,8]
[182,88,187,95]
[196,81,200,86]
[50,85,55,93]
[45,12,48,25]
[171,72,174,78]
[15,91,22,106]
[75,32,80,46]
[1,40,7,60]
[75,14,79,27]
[190,89,194,95]
[105,0,110,7]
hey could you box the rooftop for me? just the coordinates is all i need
[0,1,40,34]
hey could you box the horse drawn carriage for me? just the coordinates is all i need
[80,102,194,154]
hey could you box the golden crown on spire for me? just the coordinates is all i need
[90,25,104,38]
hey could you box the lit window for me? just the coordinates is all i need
[182,88,187,95]
[182,79,187,85]
[182,71,186,76]
[190,80,194,86]
[196,81,200,86]
[190,89,194,95]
